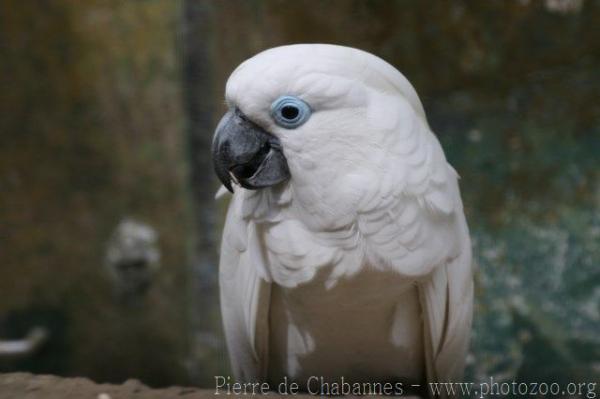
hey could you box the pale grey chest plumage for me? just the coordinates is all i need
[267,266,425,386]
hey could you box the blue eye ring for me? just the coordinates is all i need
[270,95,311,129]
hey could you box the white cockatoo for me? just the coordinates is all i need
[212,44,473,394]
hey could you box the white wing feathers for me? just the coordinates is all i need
[418,200,473,384]
[219,194,271,382]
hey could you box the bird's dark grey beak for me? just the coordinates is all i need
[212,109,290,192]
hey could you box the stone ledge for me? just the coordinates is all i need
[0,372,213,399]
[0,373,423,398]
[0,372,327,399]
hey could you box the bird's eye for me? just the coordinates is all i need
[270,96,311,129]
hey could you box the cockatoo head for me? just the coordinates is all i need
[213,44,428,205]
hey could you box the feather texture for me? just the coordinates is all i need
[217,44,473,392]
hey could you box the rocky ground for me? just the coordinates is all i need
[0,373,428,398]
[0,373,215,399]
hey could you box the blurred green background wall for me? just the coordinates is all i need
[0,0,199,386]
[0,0,598,388]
